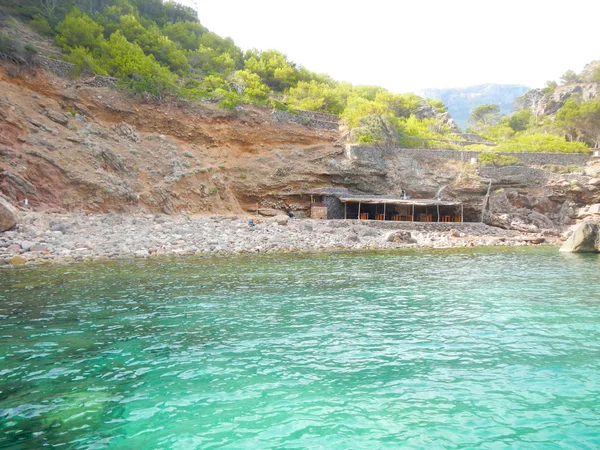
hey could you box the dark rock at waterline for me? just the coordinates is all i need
[559,222,600,253]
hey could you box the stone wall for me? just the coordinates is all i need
[38,56,117,87]
[272,109,339,130]
[311,205,327,220]
[39,56,75,78]
[324,195,345,220]
[478,166,550,186]
[350,145,591,166]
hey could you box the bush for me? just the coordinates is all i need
[493,134,589,153]
[63,46,107,76]
[541,164,582,174]
[30,14,53,36]
[478,152,521,166]
[0,35,39,68]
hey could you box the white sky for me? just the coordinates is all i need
[180,0,599,93]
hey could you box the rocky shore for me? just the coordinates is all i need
[0,212,559,266]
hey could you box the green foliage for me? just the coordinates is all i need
[556,97,600,147]
[0,35,39,67]
[478,152,521,166]
[341,95,391,128]
[480,123,514,142]
[375,91,423,118]
[55,8,105,51]
[506,109,532,132]
[493,134,589,153]
[101,31,176,96]
[215,89,241,109]
[63,46,107,76]
[286,80,344,114]
[398,115,451,138]
[134,24,190,73]
[228,70,270,104]
[30,14,53,36]
[244,49,298,92]
[162,20,206,50]
[190,43,237,77]
[541,164,582,174]
[349,114,398,145]
[560,70,580,84]
[542,80,557,94]
[427,99,447,113]
[467,104,501,131]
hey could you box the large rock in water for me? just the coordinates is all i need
[559,222,600,253]
[0,197,18,232]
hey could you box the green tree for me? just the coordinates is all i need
[506,109,532,132]
[560,70,580,84]
[135,25,190,73]
[557,97,600,147]
[55,8,105,51]
[30,14,53,36]
[100,31,176,96]
[467,104,501,132]
[229,70,270,104]
[542,80,557,94]
[244,49,298,92]
[341,95,391,128]
[374,91,423,118]
[286,80,344,114]
[64,45,107,75]
[163,20,206,51]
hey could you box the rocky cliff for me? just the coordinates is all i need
[514,61,600,117]
[1,60,600,234]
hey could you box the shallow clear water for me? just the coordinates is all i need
[1,247,599,449]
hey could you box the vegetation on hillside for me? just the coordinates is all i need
[3,1,598,152]
[465,64,600,153]
[0,0,457,147]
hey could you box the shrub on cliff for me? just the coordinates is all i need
[478,152,521,166]
[100,32,177,97]
[493,134,589,153]
[0,35,39,68]
[55,8,104,51]
[63,46,107,76]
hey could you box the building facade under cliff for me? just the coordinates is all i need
[310,189,463,222]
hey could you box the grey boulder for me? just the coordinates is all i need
[0,197,18,232]
[559,222,600,253]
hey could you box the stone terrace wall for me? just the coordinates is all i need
[478,166,550,186]
[272,109,339,130]
[350,145,591,166]
[38,56,117,87]
[39,56,74,78]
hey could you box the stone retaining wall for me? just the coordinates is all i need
[478,166,550,185]
[38,56,117,87]
[39,56,75,78]
[350,145,591,166]
[272,109,339,130]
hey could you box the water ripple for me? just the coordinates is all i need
[1,248,599,448]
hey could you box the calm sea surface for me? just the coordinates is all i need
[0,247,599,449]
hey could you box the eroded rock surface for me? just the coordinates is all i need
[0,197,18,232]
[559,221,600,253]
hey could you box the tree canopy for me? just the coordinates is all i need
[5,0,597,152]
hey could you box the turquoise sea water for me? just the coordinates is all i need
[0,247,599,449]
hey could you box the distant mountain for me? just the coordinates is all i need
[417,84,531,130]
